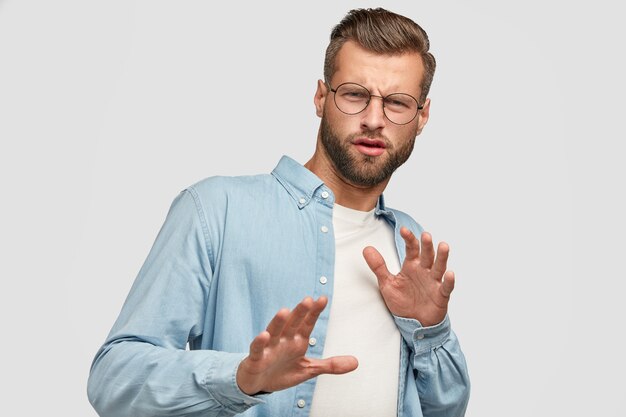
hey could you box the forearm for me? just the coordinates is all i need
[88,339,261,417]
[395,315,470,417]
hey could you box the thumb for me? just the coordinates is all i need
[307,355,359,377]
[363,246,392,288]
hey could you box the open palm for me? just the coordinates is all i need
[363,227,455,327]
[236,297,358,395]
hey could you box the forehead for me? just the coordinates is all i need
[332,41,424,96]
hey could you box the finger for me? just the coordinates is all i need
[282,297,313,338]
[266,308,290,345]
[431,241,450,280]
[362,246,392,289]
[419,232,435,269]
[248,331,270,361]
[298,296,328,337]
[441,270,455,298]
[306,355,359,377]
[400,227,420,261]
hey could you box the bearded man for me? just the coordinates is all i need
[88,8,470,417]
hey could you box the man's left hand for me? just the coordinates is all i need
[363,227,455,327]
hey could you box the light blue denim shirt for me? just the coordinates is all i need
[88,155,470,417]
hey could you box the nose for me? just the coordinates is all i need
[360,95,387,131]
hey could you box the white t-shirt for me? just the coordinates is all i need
[309,203,402,417]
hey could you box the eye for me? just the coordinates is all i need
[336,84,370,102]
[342,90,368,100]
[388,99,409,108]
[384,94,415,112]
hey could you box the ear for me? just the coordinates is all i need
[314,79,328,118]
[415,98,431,135]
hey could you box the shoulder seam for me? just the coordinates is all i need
[184,186,214,278]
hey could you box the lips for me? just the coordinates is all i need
[352,137,386,157]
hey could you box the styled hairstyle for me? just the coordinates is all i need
[324,8,436,104]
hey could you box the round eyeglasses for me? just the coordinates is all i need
[328,82,423,125]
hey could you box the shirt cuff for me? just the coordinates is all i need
[393,314,452,355]
[202,352,267,413]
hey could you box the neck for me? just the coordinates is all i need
[304,146,390,212]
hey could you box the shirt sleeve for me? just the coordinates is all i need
[87,189,264,417]
[394,315,471,417]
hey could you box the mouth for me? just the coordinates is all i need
[352,137,387,157]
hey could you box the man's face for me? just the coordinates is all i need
[315,41,430,187]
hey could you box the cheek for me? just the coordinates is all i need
[401,122,420,140]
[325,109,353,137]
[391,125,419,149]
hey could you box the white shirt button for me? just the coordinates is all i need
[298,198,306,205]
[297,399,306,408]
[416,333,425,340]
[320,226,328,233]
[319,276,328,285]
[309,337,317,346]
[321,191,329,199]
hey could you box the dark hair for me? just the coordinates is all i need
[324,8,436,103]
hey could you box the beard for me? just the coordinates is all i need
[320,115,416,187]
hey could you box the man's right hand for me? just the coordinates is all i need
[236,296,358,395]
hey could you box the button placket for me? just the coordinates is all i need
[295,193,332,412]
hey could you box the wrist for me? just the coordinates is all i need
[403,309,447,328]
[236,359,258,396]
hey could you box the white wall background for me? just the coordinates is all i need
[1,0,624,416]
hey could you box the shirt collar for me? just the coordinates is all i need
[375,193,390,215]
[271,155,326,208]
[271,155,389,213]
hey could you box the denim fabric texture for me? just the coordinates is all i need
[88,155,470,417]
